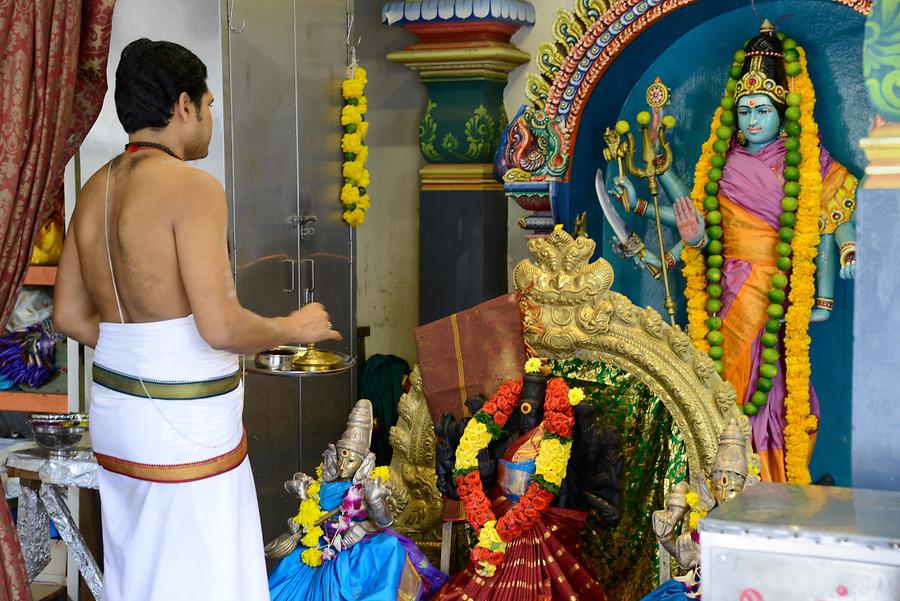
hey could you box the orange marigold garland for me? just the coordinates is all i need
[453,373,582,577]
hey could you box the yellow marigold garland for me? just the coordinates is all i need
[782,47,820,485]
[340,66,369,227]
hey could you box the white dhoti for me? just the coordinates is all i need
[90,315,268,601]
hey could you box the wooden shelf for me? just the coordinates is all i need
[23,265,57,286]
[0,391,67,413]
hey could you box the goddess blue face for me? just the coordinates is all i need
[737,94,781,148]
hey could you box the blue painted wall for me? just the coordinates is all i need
[560,0,870,485]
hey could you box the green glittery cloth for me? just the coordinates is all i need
[550,358,687,601]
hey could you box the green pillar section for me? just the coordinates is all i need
[418,79,510,164]
[383,1,534,323]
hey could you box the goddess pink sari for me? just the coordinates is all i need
[716,138,853,482]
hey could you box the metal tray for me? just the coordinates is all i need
[245,345,355,378]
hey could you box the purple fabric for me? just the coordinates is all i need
[381,529,448,600]
[716,139,828,454]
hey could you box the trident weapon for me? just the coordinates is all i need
[608,110,678,326]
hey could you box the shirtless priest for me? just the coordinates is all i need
[52,39,340,601]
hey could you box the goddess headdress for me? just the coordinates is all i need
[336,398,373,457]
[734,20,788,106]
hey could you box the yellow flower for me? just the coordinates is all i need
[316,464,323,479]
[357,120,369,139]
[534,438,572,486]
[293,498,324,528]
[524,358,542,374]
[358,168,370,188]
[476,561,497,578]
[357,194,370,211]
[301,525,324,548]
[342,132,363,154]
[477,520,507,553]
[568,387,584,406]
[685,491,699,508]
[782,47,820,486]
[357,96,368,115]
[301,547,323,567]
[342,208,366,227]
[455,421,492,471]
[342,160,365,183]
[306,480,321,499]
[340,184,361,206]
[341,104,362,126]
[357,145,369,164]
[341,78,364,100]
[370,466,390,482]
[353,66,367,85]
[689,509,707,531]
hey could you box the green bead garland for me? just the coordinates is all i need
[700,37,805,415]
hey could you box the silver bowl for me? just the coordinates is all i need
[255,346,298,371]
[27,413,89,458]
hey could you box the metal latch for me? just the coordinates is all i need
[289,214,317,240]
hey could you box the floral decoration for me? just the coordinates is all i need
[340,65,370,227]
[453,364,583,577]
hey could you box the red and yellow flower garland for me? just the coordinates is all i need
[340,66,370,227]
[454,373,583,577]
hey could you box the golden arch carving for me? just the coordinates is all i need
[515,228,752,476]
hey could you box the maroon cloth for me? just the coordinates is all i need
[437,498,606,601]
[0,0,115,330]
[415,293,527,424]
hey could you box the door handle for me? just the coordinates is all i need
[299,258,315,304]
[282,259,296,293]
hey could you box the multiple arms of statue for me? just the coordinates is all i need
[608,170,706,250]
[565,403,623,524]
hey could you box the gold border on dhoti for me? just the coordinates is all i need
[92,364,241,400]
[95,430,248,483]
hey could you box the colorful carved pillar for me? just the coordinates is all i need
[382,0,534,324]
[852,0,900,491]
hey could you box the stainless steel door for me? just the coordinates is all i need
[294,0,357,475]
[227,0,302,541]
[226,0,356,542]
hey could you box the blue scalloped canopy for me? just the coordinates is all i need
[382,0,536,26]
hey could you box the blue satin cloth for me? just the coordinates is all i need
[639,578,692,600]
[496,458,535,502]
[269,481,446,601]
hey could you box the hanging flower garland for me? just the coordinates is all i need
[340,65,370,227]
[291,463,390,567]
[680,33,819,484]
[453,366,583,577]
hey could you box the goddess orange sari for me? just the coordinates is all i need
[717,138,855,482]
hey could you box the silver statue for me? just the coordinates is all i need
[265,399,394,559]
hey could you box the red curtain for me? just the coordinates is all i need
[0,1,114,596]
[0,0,116,331]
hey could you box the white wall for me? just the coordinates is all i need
[355,4,426,365]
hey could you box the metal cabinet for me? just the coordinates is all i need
[225,0,357,541]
